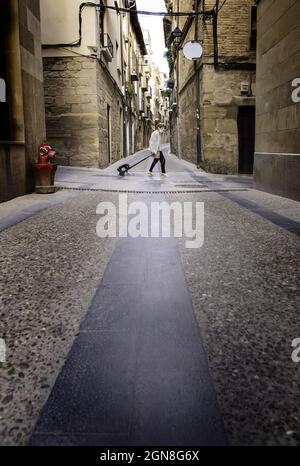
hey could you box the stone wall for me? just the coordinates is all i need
[173,0,257,173]
[1,0,45,202]
[201,66,256,173]
[177,62,256,173]
[0,143,26,202]
[43,56,100,167]
[254,0,300,200]
[178,72,198,164]
[97,62,124,167]
[44,56,125,168]
[20,0,46,190]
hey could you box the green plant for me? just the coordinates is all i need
[166,77,175,89]
[161,89,172,98]
[164,33,177,70]
[166,0,173,13]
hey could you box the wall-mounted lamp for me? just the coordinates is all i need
[171,26,183,39]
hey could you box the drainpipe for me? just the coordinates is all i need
[176,0,181,158]
[194,0,202,166]
[120,3,127,157]
[213,0,219,70]
[5,0,25,142]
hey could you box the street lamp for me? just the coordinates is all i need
[171,26,183,39]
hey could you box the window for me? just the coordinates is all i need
[250,6,257,51]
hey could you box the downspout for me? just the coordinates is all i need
[120,3,127,157]
[194,0,202,165]
[213,0,219,70]
[176,0,181,158]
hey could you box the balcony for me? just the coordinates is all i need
[139,98,145,113]
[145,86,152,99]
[141,77,148,91]
[100,33,114,62]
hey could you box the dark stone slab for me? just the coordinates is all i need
[221,192,300,237]
[187,170,300,237]
[30,231,227,445]
[81,284,141,332]
[0,191,79,232]
[29,433,130,446]
[32,330,137,436]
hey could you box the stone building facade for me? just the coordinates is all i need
[0,0,46,202]
[254,0,300,201]
[166,0,257,174]
[41,0,147,168]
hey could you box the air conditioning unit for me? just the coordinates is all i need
[100,34,114,62]
[101,46,113,62]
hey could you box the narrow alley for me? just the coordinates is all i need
[1,148,299,446]
[0,0,300,453]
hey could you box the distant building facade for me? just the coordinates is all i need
[41,0,148,168]
[0,0,46,202]
[165,0,257,174]
[254,0,300,201]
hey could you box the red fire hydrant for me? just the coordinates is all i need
[32,141,58,194]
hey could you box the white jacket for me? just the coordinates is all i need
[149,130,162,156]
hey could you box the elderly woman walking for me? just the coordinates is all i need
[148,123,167,176]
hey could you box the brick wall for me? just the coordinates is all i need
[202,0,255,58]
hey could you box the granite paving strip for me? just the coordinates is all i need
[29,198,227,446]
[0,190,80,232]
[169,192,300,446]
[0,192,119,446]
[220,192,300,237]
[186,171,300,236]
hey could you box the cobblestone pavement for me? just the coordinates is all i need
[0,149,299,446]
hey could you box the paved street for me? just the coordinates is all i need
[0,148,300,446]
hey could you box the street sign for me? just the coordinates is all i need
[182,41,203,60]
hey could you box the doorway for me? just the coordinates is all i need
[237,106,255,174]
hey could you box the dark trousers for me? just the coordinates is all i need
[149,151,166,173]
